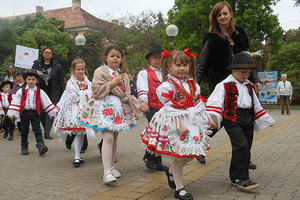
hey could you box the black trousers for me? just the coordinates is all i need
[2,108,14,136]
[223,108,254,181]
[21,110,44,144]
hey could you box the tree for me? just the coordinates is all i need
[295,0,300,6]
[167,0,283,53]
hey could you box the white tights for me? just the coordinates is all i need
[169,157,193,190]
[74,134,84,160]
[101,131,118,174]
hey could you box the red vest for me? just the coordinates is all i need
[20,86,41,115]
[0,93,12,107]
[146,68,163,109]
[223,82,254,122]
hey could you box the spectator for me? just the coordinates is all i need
[277,74,292,115]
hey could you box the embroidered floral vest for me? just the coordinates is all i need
[223,82,254,122]
[146,68,163,109]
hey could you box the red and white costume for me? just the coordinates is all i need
[206,74,275,131]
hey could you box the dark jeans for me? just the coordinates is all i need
[21,110,44,144]
[223,108,254,181]
[40,109,54,137]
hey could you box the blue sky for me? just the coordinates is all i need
[0,0,299,31]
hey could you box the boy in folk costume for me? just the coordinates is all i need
[206,52,275,190]
[8,70,57,155]
[0,81,14,140]
[137,45,167,171]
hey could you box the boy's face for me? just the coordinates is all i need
[25,76,39,88]
[2,84,11,93]
[15,75,23,83]
[232,69,252,82]
[148,53,162,69]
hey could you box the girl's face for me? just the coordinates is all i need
[7,66,14,74]
[169,61,189,80]
[217,6,232,27]
[15,75,23,83]
[105,49,122,71]
[2,84,11,94]
[73,63,86,81]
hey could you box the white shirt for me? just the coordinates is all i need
[0,92,10,108]
[277,80,292,96]
[137,66,162,103]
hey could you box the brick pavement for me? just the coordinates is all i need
[0,109,299,200]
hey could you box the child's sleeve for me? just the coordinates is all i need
[0,101,4,116]
[136,70,148,103]
[40,90,57,117]
[206,83,225,129]
[156,82,175,107]
[253,89,275,131]
[7,90,22,118]
[92,67,111,99]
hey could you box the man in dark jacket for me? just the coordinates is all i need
[32,47,65,139]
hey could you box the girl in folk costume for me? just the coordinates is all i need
[77,45,142,184]
[0,81,14,140]
[54,59,92,168]
[141,49,216,200]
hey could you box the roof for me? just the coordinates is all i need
[3,7,117,32]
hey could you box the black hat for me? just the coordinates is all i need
[231,51,258,70]
[23,69,41,80]
[0,81,13,92]
[145,45,163,60]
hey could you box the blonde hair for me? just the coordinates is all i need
[209,1,235,38]
[71,58,86,74]
[161,51,197,82]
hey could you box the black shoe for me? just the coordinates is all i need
[21,143,29,155]
[8,135,14,141]
[79,158,84,164]
[196,155,206,164]
[73,159,81,168]
[154,155,168,171]
[143,151,157,170]
[36,142,48,155]
[164,169,176,189]
[3,132,8,139]
[174,188,193,200]
[65,139,72,150]
[249,161,257,169]
[44,135,53,140]
[231,179,259,190]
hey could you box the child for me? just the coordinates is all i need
[206,51,275,190]
[12,72,24,135]
[141,49,216,200]
[77,44,142,183]
[137,45,167,171]
[7,69,57,155]
[0,81,14,140]
[4,65,16,82]
[54,59,92,168]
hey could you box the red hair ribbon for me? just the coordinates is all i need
[161,49,177,58]
[184,48,198,58]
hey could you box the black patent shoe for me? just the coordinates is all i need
[73,159,80,168]
[196,155,206,164]
[175,188,194,200]
[3,132,8,139]
[249,161,257,169]
[164,169,176,189]
[79,158,84,164]
[154,155,168,171]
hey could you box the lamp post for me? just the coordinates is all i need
[166,24,178,51]
[75,34,86,58]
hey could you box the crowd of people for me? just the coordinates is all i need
[0,1,289,200]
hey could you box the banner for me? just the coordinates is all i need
[14,45,39,69]
[258,71,278,103]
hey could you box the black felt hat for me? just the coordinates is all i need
[231,51,258,70]
[23,69,41,80]
[0,81,13,92]
[145,45,163,60]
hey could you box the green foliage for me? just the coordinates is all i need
[295,0,300,6]
[167,0,283,54]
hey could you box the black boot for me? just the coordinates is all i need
[8,130,14,141]
[21,143,29,155]
[44,132,53,140]
[80,135,88,154]
[196,155,206,164]
[36,142,48,155]
[143,151,157,171]
[3,131,8,139]
[65,134,74,150]
[154,155,168,171]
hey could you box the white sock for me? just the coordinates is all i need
[171,157,193,190]
[74,134,84,160]
[102,131,115,174]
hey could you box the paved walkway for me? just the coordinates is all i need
[0,109,299,200]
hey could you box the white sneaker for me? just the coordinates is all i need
[103,172,117,183]
[111,167,121,178]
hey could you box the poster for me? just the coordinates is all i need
[258,71,278,103]
[14,45,39,69]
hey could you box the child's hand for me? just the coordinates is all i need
[209,121,217,129]
[179,124,189,136]
[140,102,149,112]
[111,75,123,87]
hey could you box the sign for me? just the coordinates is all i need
[14,45,39,69]
[258,71,278,103]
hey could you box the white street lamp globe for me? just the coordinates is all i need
[75,35,86,46]
[166,24,179,37]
